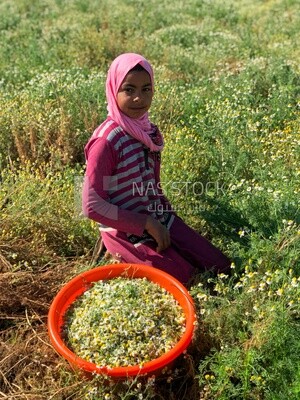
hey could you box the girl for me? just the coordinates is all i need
[82,53,230,285]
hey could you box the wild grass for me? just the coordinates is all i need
[0,0,299,399]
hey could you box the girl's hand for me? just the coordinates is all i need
[145,216,171,253]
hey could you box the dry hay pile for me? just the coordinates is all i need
[0,259,83,400]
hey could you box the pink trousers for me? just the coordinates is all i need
[102,216,230,285]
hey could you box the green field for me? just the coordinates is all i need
[0,0,299,399]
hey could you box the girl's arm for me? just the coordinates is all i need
[83,136,171,251]
[145,215,170,252]
[82,138,147,236]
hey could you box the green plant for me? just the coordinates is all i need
[0,161,97,270]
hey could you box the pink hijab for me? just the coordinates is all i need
[106,53,164,152]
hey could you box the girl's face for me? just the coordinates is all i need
[117,69,153,119]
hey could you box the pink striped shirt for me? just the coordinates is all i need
[82,118,174,236]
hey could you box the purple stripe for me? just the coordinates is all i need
[116,154,145,175]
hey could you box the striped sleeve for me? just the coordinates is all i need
[82,125,147,236]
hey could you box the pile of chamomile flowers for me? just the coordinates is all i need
[63,277,186,368]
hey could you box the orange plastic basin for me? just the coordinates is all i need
[48,263,196,379]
